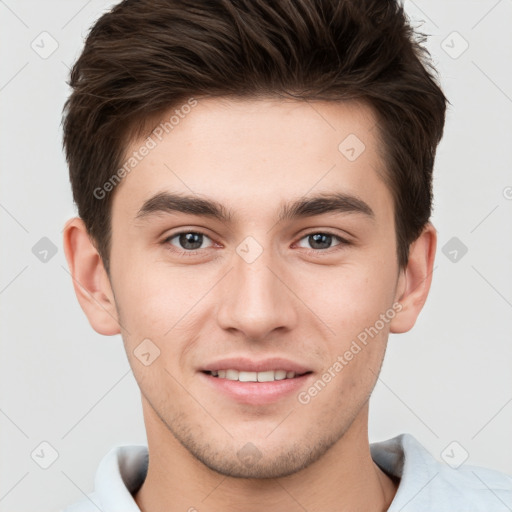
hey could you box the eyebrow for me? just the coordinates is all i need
[134,191,375,223]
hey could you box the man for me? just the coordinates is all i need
[61,0,512,510]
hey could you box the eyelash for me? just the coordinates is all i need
[162,230,351,258]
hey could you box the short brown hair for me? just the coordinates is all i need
[62,0,448,274]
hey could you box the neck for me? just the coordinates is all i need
[134,398,398,512]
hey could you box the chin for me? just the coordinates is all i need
[196,448,316,479]
[174,427,340,480]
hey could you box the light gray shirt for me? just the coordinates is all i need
[61,433,512,511]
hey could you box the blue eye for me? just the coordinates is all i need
[165,232,214,252]
[162,230,350,258]
[296,232,345,251]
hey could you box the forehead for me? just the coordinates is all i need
[112,97,390,223]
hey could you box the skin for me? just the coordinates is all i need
[63,97,436,512]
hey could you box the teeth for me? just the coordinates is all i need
[226,369,239,380]
[239,371,257,382]
[258,370,276,382]
[208,369,299,381]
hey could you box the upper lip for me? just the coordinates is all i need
[201,357,312,374]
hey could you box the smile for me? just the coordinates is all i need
[205,369,310,382]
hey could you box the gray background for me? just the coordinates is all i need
[1,1,511,511]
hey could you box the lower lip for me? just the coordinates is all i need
[199,372,314,405]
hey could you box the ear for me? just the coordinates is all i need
[62,217,121,336]
[390,223,437,333]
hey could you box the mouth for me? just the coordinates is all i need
[199,358,315,405]
[202,369,312,382]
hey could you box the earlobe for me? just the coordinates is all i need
[62,217,121,336]
[390,223,437,334]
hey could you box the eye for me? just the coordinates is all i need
[296,232,347,251]
[164,231,214,252]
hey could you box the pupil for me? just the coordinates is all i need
[180,232,202,250]
[309,233,331,250]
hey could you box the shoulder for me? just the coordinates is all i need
[432,457,512,510]
[59,444,148,512]
[371,433,512,512]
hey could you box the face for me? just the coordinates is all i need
[108,98,404,478]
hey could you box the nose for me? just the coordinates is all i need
[216,243,299,341]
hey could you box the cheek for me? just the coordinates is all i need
[112,263,222,385]
[112,241,205,329]
[301,262,396,333]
